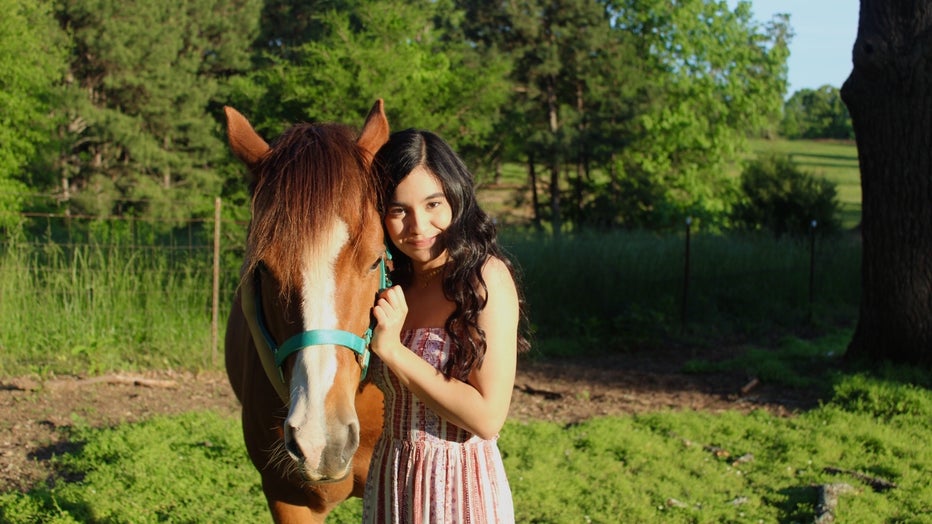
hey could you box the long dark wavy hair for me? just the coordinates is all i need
[373,129,530,380]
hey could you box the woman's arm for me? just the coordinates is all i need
[370,257,519,439]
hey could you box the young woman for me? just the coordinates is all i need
[363,129,530,523]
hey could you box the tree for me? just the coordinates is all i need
[731,154,840,238]
[605,0,791,230]
[781,85,853,139]
[227,0,512,157]
[0,0,68,226]
[841,1,932,368]
[53,0,262,221]
[460,0,643,234]
[459,0,789,233]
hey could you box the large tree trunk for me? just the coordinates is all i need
[841,1,932,367]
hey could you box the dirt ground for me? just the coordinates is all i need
[0,344,821,494]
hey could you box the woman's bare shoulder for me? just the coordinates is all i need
[481,256,513,282]
[479,256,518,304]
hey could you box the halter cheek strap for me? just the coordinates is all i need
[240,254,390,404]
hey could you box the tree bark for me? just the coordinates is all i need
[841,1,932,367]
[546,73,563,236]
[528,151,542,232]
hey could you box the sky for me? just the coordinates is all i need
[728,1,860,95]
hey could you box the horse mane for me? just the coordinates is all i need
[244,122,379,294]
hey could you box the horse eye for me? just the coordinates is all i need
[369,258,382,272]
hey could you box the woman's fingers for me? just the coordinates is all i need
[373,286,406,325]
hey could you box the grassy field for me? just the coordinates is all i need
[2,332,930,523]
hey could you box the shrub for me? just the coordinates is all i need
[731,154,840,237]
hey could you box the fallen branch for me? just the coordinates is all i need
[44,374,178,390]
[516,384,563,400]
[739,377,760,395]
[813,482,856,524]
[823,466,897,492]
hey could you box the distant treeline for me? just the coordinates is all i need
[3,0,840,233]
[780,85,853,140]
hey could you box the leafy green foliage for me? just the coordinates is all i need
[731,154,841,237]
[227,0,511,156]
[437,0,790,232]
[781,85,854,139]
[595,0,791,231]
[0,0,68,222]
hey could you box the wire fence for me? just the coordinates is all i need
[0,198,242,372]
[0,197,863,373]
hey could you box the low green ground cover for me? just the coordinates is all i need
[2,332,929,523]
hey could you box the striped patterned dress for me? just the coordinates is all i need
[362,327,515,523]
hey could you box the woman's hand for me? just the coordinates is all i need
[370,285,407,358]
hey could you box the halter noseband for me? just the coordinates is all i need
[242,252,391,402]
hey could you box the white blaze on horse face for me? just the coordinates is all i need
[285,218,349,469]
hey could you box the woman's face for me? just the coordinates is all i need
[383,165,453,268]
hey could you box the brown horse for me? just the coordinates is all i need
[224,100,388,523]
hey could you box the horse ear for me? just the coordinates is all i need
[357,99,389,165]
[224,106,270,168]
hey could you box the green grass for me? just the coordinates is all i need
[683,330,852,388]
[508,229,860,353]
[2,333,929,523]
[748,138,861,229]
[0,239,232,376]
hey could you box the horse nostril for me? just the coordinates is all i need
[285,425,304,459]
[347,421,360,451]
[342,421,361,465]
[286,438,303,459]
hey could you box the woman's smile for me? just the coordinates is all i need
[406,235,437,249]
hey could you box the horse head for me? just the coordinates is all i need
[225,101,388,484]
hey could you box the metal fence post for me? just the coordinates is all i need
[681,216,692,333]
[809,219,817,321]
[211,197,221,367]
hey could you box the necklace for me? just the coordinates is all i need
[416,265,446,288]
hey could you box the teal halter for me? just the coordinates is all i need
[252,252,391,382]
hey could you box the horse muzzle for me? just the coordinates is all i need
[283,417,360,483]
